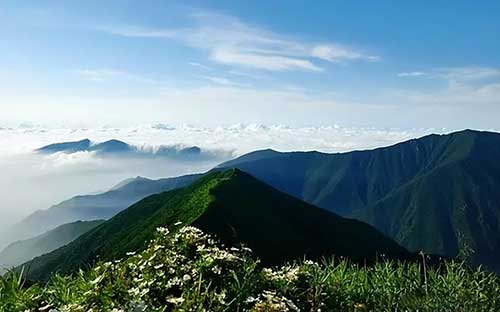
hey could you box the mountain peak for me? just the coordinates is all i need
[89,140,131,153]
[216,149,282,168]
[37,139,91,153]
[23,169,410,280]
[217,129,500,271]
[108,176,153,191]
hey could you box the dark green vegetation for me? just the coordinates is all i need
[2,226,499,311]
[0,173,200,250]
[219,130,500,271]
[0,220,104,271]
[22,169,411,281]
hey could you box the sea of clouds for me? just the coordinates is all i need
[0,123,444,229]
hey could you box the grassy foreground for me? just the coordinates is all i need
[1,226,499,312]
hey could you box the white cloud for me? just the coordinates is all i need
[98,25,179,39]
[0,123,443,229]
[385,70,500,130]
[226,69,270,81]
[189,62,212,71]
[398,67,500,81]
[74,68,160,84]
[312,45,380,63]
[394,67,500,112]
[391,81,500,107]
[99,11,378,72]
[434,67,500,82]
[200,75,249,87]
[74,69,126,82]
[40,151,101,169]
[0,123,437,158]
[210,47,323,72]
[397,71,426,77]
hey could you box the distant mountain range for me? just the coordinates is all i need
[36,138,222,160]
[7,129,500,276]
[219,130,500,271]
[23,169,412,281]
[37,139,94,154]
[0,174,201,250]
[0,220,104,271]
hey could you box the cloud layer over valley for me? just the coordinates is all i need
[0,123,465,230]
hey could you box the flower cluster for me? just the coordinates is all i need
[249,290,299,312]
[2,225,500,312]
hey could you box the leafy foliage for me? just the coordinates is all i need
[2,226,499,311]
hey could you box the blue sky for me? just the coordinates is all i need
[1,0,499,129]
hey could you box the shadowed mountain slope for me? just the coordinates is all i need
[218,130,500,271]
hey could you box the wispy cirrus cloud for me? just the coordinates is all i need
[393,81,500,105]
[393,66,500,110]
[397,66,500,94]
[226,69,270,81]
[74,69,126,82]
[398,67,500,82]
[73,68,161,84]
[210,47,323,72]
[189,62,213,71]
[98,11,379,73]
[433,67,500,83]
[312,45,380,63]
[199,75,250,87]
[397,71,426,77]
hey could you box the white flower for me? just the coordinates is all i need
[156,227,170,235]
[246,296,257,303]
[212,265,222,275]
[166,296,185,305]
[303,260,318,266]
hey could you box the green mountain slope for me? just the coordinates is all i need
[0,220,104,271]
[23,169,411,281]
[219,130,500,270]
[355,131,500,269]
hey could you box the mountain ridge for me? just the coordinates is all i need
[218,129,500,271]
[0,173,201,250]
[22,169,412,281]
[36,138,208,159]
[0,220,104,271]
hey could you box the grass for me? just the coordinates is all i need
[1,226,499,311]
